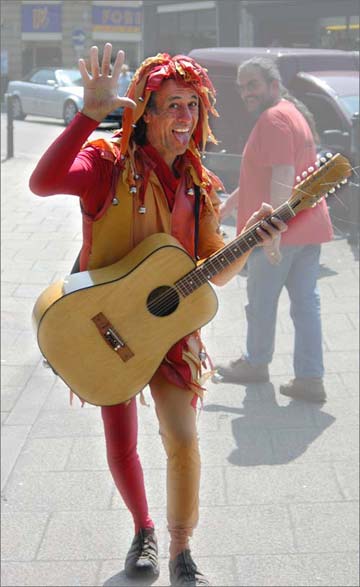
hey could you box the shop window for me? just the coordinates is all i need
[320,16,359,51]
[22,46,62,77]
[158,8,216,54]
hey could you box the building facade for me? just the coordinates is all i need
[1,0,143,86]
[1,0,358,89]
[142,0,359,56]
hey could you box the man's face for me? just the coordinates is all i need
[238,67,278,114]
[143,79,199,167]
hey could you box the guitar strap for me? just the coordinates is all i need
[194,184,201,261]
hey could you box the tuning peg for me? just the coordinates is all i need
[301,171,308,178]
[308,166,314,173]
[326,152,333,159]
[328,187,336,193]
[320,156,327,164]
[341,178,348,184]
[296,175,301,183]
[315,160,321,168]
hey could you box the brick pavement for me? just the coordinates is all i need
[1,151,359,587]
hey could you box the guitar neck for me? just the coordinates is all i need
[175,200,296,296]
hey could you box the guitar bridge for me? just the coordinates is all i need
[92,312,134,362]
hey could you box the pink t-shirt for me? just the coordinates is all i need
[237,99,333,245]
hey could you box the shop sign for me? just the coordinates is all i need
[92,5,142,33]
[22,3,62,33]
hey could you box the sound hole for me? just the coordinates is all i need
[147,286,180,317]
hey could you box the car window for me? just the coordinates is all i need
[339,95,359,117]
[30,69,56,85]
[299,93,344,133]
[56,70,83,87]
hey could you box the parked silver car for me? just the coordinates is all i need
[7,67,125,126]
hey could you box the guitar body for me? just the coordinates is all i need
[33,233,218,406]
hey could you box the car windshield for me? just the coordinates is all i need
[338,95,359,117]
[56,70,83,86]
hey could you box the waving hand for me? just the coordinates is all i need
[78,43,136,122]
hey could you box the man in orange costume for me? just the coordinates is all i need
[30,44,285,586]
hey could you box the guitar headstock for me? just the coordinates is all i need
[288,152,352,214]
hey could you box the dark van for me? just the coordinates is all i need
[188,47,359,191]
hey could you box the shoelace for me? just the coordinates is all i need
[138,530,158,564]
[179,551,200,580]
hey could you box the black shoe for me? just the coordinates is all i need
[169,549,209,586]
[124,527,159,579]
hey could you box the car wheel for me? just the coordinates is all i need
[12,96,26,120]
[63,100,78,125]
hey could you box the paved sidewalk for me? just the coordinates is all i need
[1,153,359,587]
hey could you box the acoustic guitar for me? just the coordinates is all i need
[33,152,352,405]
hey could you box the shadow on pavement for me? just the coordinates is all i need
[204,383,335,466]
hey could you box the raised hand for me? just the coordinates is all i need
[78,43,136,122]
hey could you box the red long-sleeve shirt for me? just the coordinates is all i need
[30,113,116,218]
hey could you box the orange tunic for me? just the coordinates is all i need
[80,137,226,400]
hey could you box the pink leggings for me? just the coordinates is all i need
[101,372,200,558]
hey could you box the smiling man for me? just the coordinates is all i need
[217,57,333,404]
[29,45,285,587]
[143,80,200,164]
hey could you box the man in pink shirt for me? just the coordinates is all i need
[216,57,333,403]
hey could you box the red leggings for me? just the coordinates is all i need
[101,375,200,558]
[101,398,154,532]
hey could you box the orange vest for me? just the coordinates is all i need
[79,138,225,273]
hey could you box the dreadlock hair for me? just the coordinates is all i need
[237,57,320,144]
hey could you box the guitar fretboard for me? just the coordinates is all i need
[175,201,296,297]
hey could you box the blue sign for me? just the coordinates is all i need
[22,3,62,33]
[72,29,86,47]
[92,5,142,33]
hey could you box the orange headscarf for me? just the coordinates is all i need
[118,53,219,157]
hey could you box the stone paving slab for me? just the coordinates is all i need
[1,425,31,491]
[1,561,100,587]
[289,501,359,552]
[1,511,49,561]
[233,552,360,587]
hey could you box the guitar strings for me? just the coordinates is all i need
[145,213,273,315]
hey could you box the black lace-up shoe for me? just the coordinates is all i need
[169,549,209,586]
[124,527,159,579]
